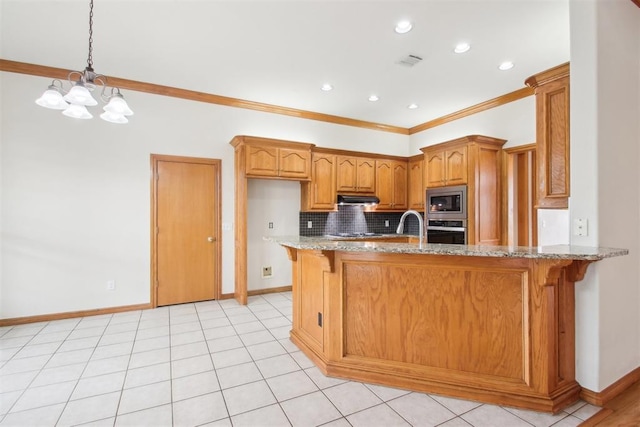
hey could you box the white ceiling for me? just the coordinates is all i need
[1,0,570,129]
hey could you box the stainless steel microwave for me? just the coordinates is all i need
[425,185,467,220]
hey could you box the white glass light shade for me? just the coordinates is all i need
[62,104,93,119]
[35,88,69,110]
[100,111,128,124]
[103,95,133,116]
[64,83,98,106]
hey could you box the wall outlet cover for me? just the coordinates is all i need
[262,266,273,278]
[573,218,588,237]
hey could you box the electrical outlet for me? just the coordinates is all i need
[307,221,313,229]
[106,280,116,291]
[268,222,274,229]
[262,266,272,278]
[573,218,588,236]
[385,220,390,227]
[222,223,232,231]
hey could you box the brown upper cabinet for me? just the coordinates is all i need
[231,135,313,180]
[375,160,408,211]
[336,156,376,193]
[423,145,468,188]
[407,155,425,211]
[300,152,337,211]
[525,62,570,209]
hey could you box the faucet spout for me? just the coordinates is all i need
[396,210,425,246]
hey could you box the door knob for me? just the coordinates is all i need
[207,237,215,242]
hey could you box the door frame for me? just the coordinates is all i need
[150,154,222,308]
[503,144,537,247]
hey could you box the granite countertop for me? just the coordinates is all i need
[265,235,629,261]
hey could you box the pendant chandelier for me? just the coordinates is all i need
[35,0,133,124]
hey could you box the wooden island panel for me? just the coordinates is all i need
[287,249,586,413]
[343,260,525,380]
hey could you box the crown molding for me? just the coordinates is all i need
[408,87,534,134]
[525,62,570,89]
[2,58,537,137]
[0,58,408,135]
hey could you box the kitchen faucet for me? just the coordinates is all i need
[396,210,425,248]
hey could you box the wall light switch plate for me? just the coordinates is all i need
[307,221,313,229]
[385,220,390,227]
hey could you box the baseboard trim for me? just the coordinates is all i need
[248,286,292,296]
[580,367,640,406]
[0,303,153,327]
[0,287,293,326]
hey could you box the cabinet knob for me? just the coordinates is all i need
[207,237,215,242]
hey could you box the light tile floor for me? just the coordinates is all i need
[0,292,601,427]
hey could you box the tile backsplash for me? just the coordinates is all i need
[300,206,423,236]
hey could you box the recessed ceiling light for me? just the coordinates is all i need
[368,95,379,102]
[395,20,412,34]
[407,103,419,109]
[321,83,333,91]
[498,61,514,71]
[454,43,471,54]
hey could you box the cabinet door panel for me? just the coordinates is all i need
[336,156,357,192]
[445,147,467,185]
[356,159,376,193]
[408,158,424,210]
[375,161,393,209]
[392,161,408,209]
[246,146,278,177]
[298,252,325,351]
[311,154,336,209]
[279,148,310,179]
[425,152,446,187]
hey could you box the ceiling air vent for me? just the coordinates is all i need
[397,54,423,67]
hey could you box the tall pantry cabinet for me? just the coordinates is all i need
[422,135,506,245]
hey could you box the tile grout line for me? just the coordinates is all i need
[110,309,144,426]
[195,298,232,425]
[0,321,55,424]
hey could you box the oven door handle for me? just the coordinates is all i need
[427,226,466,232]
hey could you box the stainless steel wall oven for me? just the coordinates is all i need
[425,185,467,244]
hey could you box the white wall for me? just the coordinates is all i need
[247,179,300,291]
[570,0,640,391]
[0,72,407,318]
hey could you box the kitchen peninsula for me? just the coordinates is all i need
[267,236,627,413]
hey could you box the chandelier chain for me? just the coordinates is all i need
[87,0,94,70]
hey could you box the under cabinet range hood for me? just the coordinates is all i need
[337,194,380,206]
